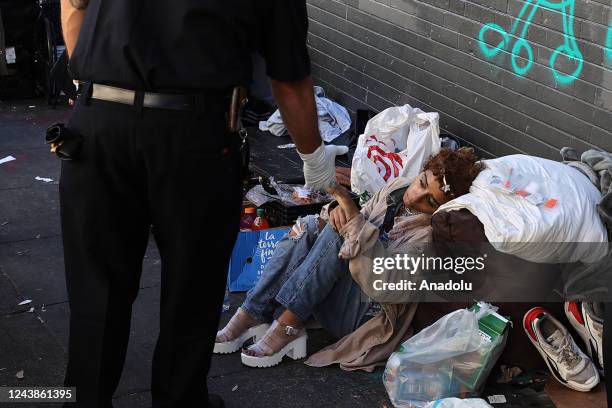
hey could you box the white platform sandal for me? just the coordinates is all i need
[214,308,270,354]
[240,320,307,368]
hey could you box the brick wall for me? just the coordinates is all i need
[306,0,612,159]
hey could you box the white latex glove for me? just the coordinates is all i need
[298,143,349,190]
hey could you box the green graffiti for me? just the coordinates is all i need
[479,0,583,85]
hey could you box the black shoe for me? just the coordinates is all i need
[208,393,225,408]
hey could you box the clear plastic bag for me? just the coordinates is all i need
[245,185,276,207]
[246,177,334,207]
[383,304,507,408]
[268,178,333,207]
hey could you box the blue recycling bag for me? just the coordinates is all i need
[227,228,290,292]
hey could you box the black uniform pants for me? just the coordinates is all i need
[59,95,242,407]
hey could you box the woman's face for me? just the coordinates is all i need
[403,170,450,214]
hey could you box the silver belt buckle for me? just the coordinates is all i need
[91,84,136,105]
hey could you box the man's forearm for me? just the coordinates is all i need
[60,0,87,57]
[271,76,322,154]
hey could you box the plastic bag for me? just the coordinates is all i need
[269,179,333,206]
[383,303,507,408]
[423,398,492,408]
[259,86,351,142]
[245,185,276,207]
[245,178,333,207]
[351,104,441,196]
[436,154,608,263]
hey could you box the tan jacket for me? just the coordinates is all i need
[305,178,432,372]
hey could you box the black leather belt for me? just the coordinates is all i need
[89,83,227,111]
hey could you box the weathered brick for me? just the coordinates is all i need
[307,0,609,157]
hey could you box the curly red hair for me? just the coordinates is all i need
[423,147,484,199]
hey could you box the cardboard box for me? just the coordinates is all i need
[452,302,511,392]
[227,227,290,292]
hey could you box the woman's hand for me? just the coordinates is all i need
[327,185,359,231]
[329,206,349,232]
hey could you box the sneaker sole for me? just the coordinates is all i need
[241,334,308,368]
[523,307,599,392]
[213,324,270,354]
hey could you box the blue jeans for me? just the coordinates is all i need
[241,215,371,339]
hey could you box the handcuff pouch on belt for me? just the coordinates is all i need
[45,123,83,161]
[228,86,250,180]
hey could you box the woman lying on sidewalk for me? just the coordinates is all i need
[215,148,484,369]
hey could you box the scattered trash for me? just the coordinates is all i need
[496,365,523,384]
[424,398,493,408]
[232,385,238,392]
[28,307,35,313]
[222,287,231,313]
[0,367,6,371]
[1,221,8,226]
[277,143,296,149]
[15,370,24,379]
[34,176,54,183]
[245,177,333,207]
[17,250,29,256]
[18,299,32,306]
[0,156,16,165]
[487,395,507,404]
[35,234,41,239]
[37,316,45,324]
[41,304,46,312]
[260,86,351,142]
[28,105,36,108]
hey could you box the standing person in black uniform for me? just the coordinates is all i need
[59,1,347,407]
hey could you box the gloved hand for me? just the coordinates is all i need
[298,143,349,190]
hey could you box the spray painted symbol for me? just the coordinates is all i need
[479,0,583,85]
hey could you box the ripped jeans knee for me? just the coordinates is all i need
[288,214,323,240]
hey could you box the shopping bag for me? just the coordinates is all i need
[227,227,290,292]
[351,104,441,196]
[383,303,509,408]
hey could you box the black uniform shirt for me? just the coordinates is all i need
[69,0,311,92]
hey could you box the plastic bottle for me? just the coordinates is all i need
[251,208,270,230]
[240,207,257,231]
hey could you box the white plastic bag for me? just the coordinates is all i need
[436,154,608,264]
[383,304,506,408]
[351,104,441,195]
[423,398,493,408]
[259,86,351,142]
